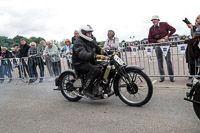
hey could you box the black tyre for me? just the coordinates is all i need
[193,89,200,120]
[114,70,153,106]
[60,73,82,102]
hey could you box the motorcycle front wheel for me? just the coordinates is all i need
[193,89,200,120]
[60,73,82,102]
[114,70,153,107]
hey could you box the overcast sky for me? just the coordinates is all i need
[0,0,199,42]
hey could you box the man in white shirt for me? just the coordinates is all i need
[103,30,119,50]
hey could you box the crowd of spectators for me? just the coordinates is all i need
[0,29,119,83]
[0,38,62,83]
[1,14,200,84]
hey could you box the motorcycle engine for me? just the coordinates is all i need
[73,78,82,88]
[93,86,103,96]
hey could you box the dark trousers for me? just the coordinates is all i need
[18,59,30,78]
[188,64,198,76]
[155,47,174,80]
[76,62,101,90]
[37,60,44,79]
[28,58,44,80]
[52,61,61,77]
[28,59,37,79]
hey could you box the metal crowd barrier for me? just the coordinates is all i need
[119,40,199,78]
[0,56,72,83]
[0,40,198,83]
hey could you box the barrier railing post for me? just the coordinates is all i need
[125,44,128,65]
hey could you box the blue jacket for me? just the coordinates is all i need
[60,44,73,55]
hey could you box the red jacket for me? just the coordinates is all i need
[148,22,176,43]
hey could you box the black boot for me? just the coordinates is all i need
[83,79,95,98]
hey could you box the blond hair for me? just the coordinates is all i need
[1,47,7,51]
[65,39,71,44]
[40,40,46,44]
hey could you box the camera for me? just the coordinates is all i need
[183,17,197,31]
[182,18,191,24]
[153,35,161,40]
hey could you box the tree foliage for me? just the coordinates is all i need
[0,36,14,49]
[97,41,105,48]
[0,35,46,50]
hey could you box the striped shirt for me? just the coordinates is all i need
[27,47,41,57]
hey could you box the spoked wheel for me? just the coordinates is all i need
[193,89,200,120]
[115,70,153,106]
[60,73,82,102]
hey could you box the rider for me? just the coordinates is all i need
[72,25,106,98]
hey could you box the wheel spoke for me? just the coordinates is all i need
[62,74,78,99]
[118,71,150,104]
[137,92,143,99]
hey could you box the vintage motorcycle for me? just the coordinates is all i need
[184,78,200,119]
[55,50,153,106]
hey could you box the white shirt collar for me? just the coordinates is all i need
[154,22,160,28]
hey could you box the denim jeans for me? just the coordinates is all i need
[0,65,12,82]
[28,58,44,80]
[0,65,3,82]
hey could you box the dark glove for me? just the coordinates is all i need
[182,18,191,24]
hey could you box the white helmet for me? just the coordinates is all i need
[79,25,94,41]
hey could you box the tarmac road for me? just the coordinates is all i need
[0,78,199,133]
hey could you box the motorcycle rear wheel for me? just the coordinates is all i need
[193,89,200,120]
[60,73,82,102]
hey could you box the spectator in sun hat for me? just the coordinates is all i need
[148,15,176,82]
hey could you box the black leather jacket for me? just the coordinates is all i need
[1,50,13,66]
[72,37,102,69]
[19,44,30,58]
